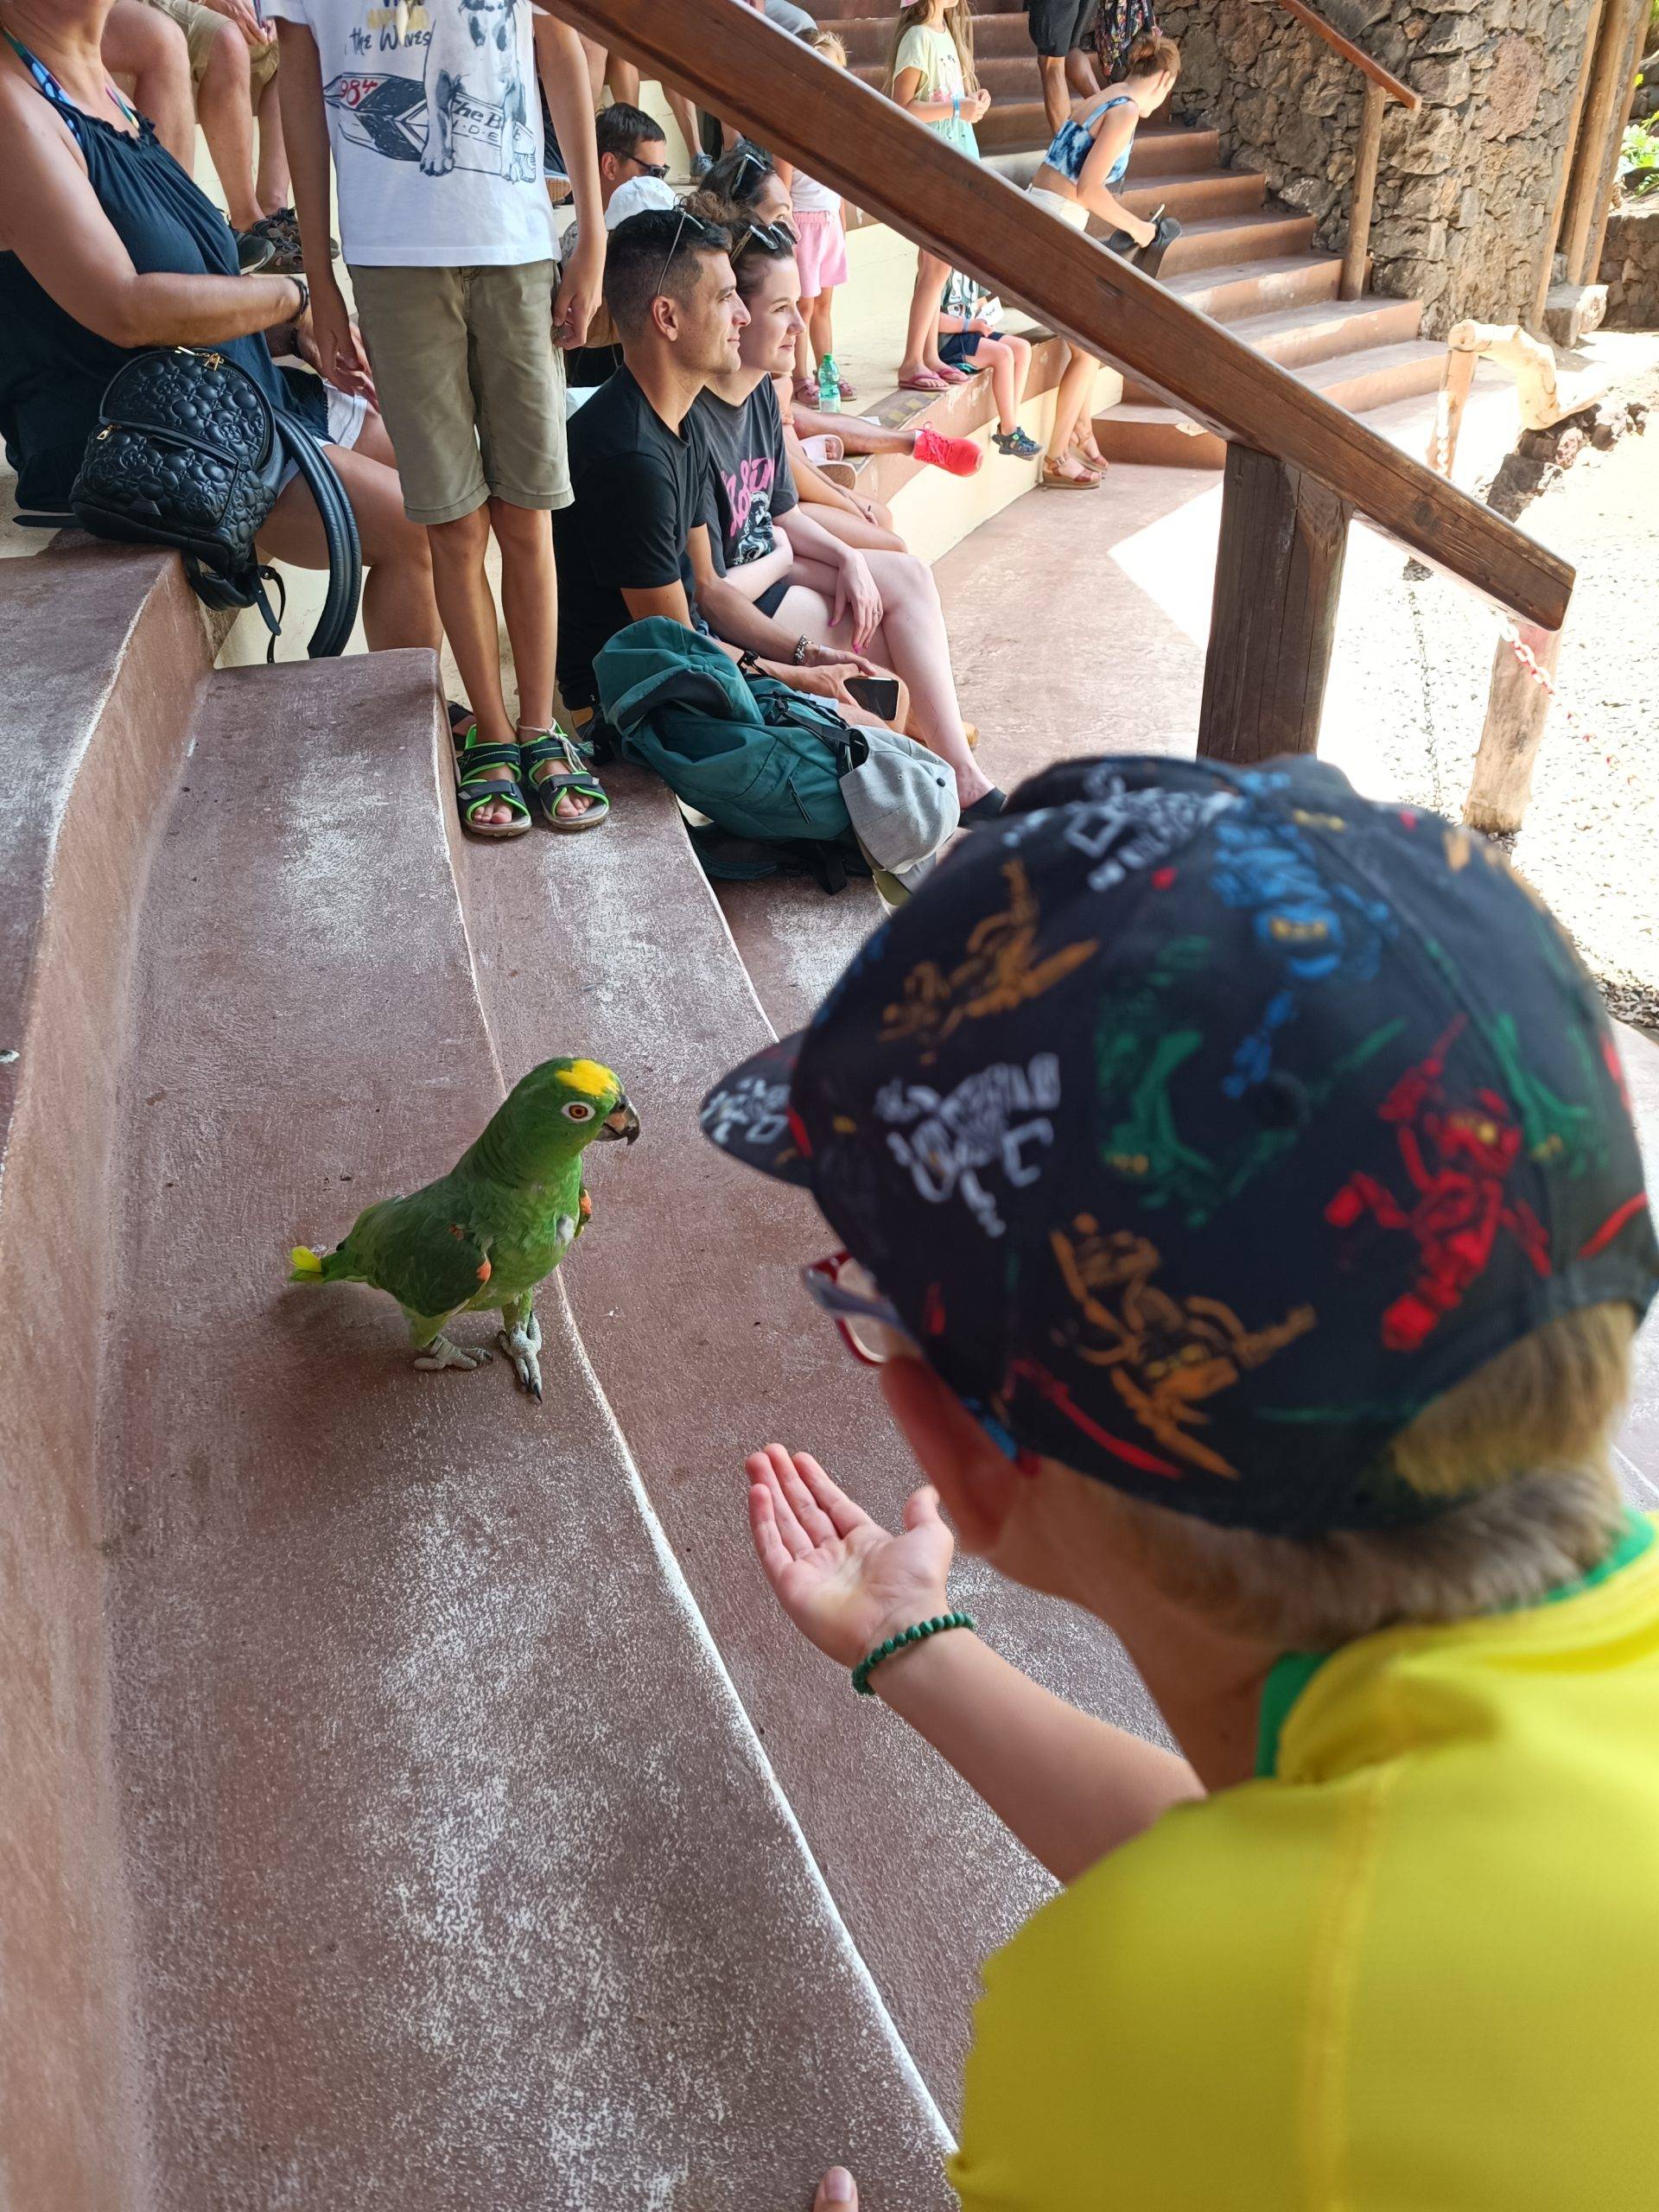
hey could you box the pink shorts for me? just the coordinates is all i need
[791,207,849,297]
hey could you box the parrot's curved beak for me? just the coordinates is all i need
[601,1096,641,1145]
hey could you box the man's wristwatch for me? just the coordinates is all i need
[791,633,810,665]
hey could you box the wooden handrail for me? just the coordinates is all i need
[563,0,1569,633]
[1272,0,1421,110]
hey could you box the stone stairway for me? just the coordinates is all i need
[813,0,1448,464]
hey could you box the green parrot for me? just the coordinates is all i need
[288,1056,639,1400]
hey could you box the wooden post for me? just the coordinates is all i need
[1342,82,1388,302]
[1463,623,1562,833]
[1198,444,1353,763]
[1531,0,1609,328]
[1561,0,1644,284]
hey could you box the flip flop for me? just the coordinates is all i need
[960,787,1007,824]
[931,364,970,385]
[898,369,950,393]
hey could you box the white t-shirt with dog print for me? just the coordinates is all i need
[265,0,556,265]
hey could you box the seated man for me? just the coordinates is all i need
[136,0,293,259]
[701,753,1659,2211]
[552,207,879,743]
[560,102,673,391]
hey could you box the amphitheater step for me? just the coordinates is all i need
[1163,251,1346,321]
[1117,292,1425,403]
[82,646,957,2208]
[452,751,1165,2114]
[1096,337,1452,466]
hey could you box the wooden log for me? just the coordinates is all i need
[1198,445,1352,763]
[555,0,1573,631]
[1463,623,1562,833]
[1427,346,1478,478]
[1341,82,1387,302]
[1585,3,1649,281]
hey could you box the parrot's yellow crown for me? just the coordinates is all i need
[561,1058,620,1099]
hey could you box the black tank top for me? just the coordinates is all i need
[0,34,296,509]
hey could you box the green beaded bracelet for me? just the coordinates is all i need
[852,1611,975,1696]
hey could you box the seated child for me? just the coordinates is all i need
[938,271,1039,459]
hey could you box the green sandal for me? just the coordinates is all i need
[518,728,611,833]
[455,737,532,841]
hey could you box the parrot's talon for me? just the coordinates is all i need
[498,1324,543,1400]
[413,1334,493,1373]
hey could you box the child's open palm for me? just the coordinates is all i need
[746,1445,955,1669]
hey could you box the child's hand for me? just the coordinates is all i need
[969,88,992,123]
[747,1446,955,1670]
[308,276,376,400]
[554,238,605,351]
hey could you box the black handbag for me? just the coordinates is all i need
[22,346,362,659]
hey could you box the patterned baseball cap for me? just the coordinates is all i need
[699,755,1657,1535]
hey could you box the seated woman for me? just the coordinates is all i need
[0,0,437,658]
[690,211,1001,823]
[1025,32,1179,488]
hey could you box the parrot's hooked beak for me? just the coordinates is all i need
[600,1096,641,1144]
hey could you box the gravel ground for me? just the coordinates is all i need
[1319,361,1659,1033]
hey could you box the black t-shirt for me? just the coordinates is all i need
[694,380,799,575]
[552,366,711,709]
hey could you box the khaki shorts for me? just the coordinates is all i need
[142,0,279,95]
[349,262,571,526]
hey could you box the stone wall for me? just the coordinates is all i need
[1602,200,1659,324]
[1154,0,1599,332]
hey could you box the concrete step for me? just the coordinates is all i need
[94,648,959,2208]
[457,732,1162,2117]
[1118,292,1425,403]
[0,537,222,2206]
[1163,250,1345,321]
[1150,205,1319,274]
[1116,166,1266,224]
[1096,336,1451,466]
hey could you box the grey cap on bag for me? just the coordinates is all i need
[839,727,959,877]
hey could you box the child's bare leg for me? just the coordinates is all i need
[578,35,606,104]
[254,70,289,215]
[983,337,1018,435]
[1006,331,1033,414]
[491,499,592,822]
[605,53,640,104]
[100,0,194,168]
[664,87,702,168]
[427,505,518,826]
[197,19,264,232]
[795,303,819,390]
[810,291,836,366]
[900,250,950,379]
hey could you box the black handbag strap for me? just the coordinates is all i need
[274,411,363,660]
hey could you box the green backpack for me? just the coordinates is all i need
[594,617,869,890]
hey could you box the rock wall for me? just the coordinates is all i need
[1601,202,1659,325]
[1154,0,1599,332]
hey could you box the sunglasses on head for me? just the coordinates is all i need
[730,216,798,263]
[729,145,772,203]
[651,206,728,300]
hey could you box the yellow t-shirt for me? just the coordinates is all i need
[950,1515,1659,2210]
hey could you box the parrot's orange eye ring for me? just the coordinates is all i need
[563,1101,596,1122]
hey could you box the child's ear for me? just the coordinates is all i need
[880,1357,1021,1556]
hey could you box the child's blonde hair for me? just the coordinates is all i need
[887,0,979,96]
[1046,1303,1637,1649]
[810,28,849,67]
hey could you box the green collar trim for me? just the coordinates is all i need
[1253,1510,1655,1780]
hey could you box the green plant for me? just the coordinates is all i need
[1624,115,1659,199]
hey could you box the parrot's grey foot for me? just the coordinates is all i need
[413,1335,494,1374]
[498,1313,543,1401]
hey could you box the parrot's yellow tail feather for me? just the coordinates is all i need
[289,1246,325,1280]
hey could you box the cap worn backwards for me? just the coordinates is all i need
[700,755,1657,1537]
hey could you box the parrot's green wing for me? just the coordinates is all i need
[335,1190,495,1319]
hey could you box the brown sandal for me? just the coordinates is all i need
[1039,461,1100,490]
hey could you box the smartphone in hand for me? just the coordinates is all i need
[846,674,901,721]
